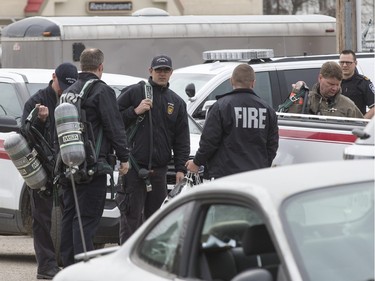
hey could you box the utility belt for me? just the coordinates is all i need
[56,154,116,186]
[67,161,113,184]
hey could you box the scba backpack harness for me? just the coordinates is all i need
[55,79,115,191]
[3,108,56,198]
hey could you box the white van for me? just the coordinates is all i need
[169,49,375,122]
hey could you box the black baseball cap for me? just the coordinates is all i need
[55,63,78,91]
[150,55,172,69]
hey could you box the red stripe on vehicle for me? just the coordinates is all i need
[0,139,10,160]
[279,129,357,144]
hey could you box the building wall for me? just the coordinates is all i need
[179,0,262,15]
[0,0,27,27]
[41,0,261,16]
[0,0,262,19]
[40,0,181,16]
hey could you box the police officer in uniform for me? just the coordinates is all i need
[21,63,78,279]
[186,63,279,179]
[117,55,190,244]
[339,50,375,119]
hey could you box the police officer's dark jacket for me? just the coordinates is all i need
[61,72,129,163]
[117,77,190,173]
[341,69,375,115]
[193,88,279,179]
[21,81,58,149]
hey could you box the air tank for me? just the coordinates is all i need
[4,133,48,189]
[55,103,86,167]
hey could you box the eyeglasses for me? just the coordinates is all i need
[154,67,172,73]
[339,61,355,66]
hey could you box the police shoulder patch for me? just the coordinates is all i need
[369,82,375,94]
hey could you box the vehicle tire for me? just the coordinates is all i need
[50,186,63,266]
[20,185,32,235]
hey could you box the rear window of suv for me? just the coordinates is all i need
[0,83,23,120]
[281,68,320,93]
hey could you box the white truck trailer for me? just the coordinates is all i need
[0,14,336,77]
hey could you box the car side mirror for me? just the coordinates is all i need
[0,116,19,133]
[185,83,196,98]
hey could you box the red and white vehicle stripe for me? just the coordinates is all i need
[279,127,357,144]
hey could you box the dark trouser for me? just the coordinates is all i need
[119,166,168,244]
[30,188,62,273]
[60,174,107,267]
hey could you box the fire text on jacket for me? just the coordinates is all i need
[234,107,267,128]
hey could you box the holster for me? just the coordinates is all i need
[114,176,133,214]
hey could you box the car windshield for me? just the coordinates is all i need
[282,181,374,281]
[169,73,215,103]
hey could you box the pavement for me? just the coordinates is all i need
[0,235,38,281]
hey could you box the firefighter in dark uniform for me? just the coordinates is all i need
[339,50,375,119]
[117,55,190,244]
[58,48,129,267]
[186,63,279,179]
[21,63,78,279]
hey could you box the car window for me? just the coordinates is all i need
[199,203,280,281]
[281,68,320,99]
[192,71,273,119]
[253,71,272,106]
[0,82,23,120]
[201,204,263,246]
[283,181,374,281]
[137,202,193,274]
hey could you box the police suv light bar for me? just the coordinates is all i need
[203,49,274,61]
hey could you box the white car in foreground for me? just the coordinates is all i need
[54,159,374,281]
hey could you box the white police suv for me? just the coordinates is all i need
[169,49,374,122]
